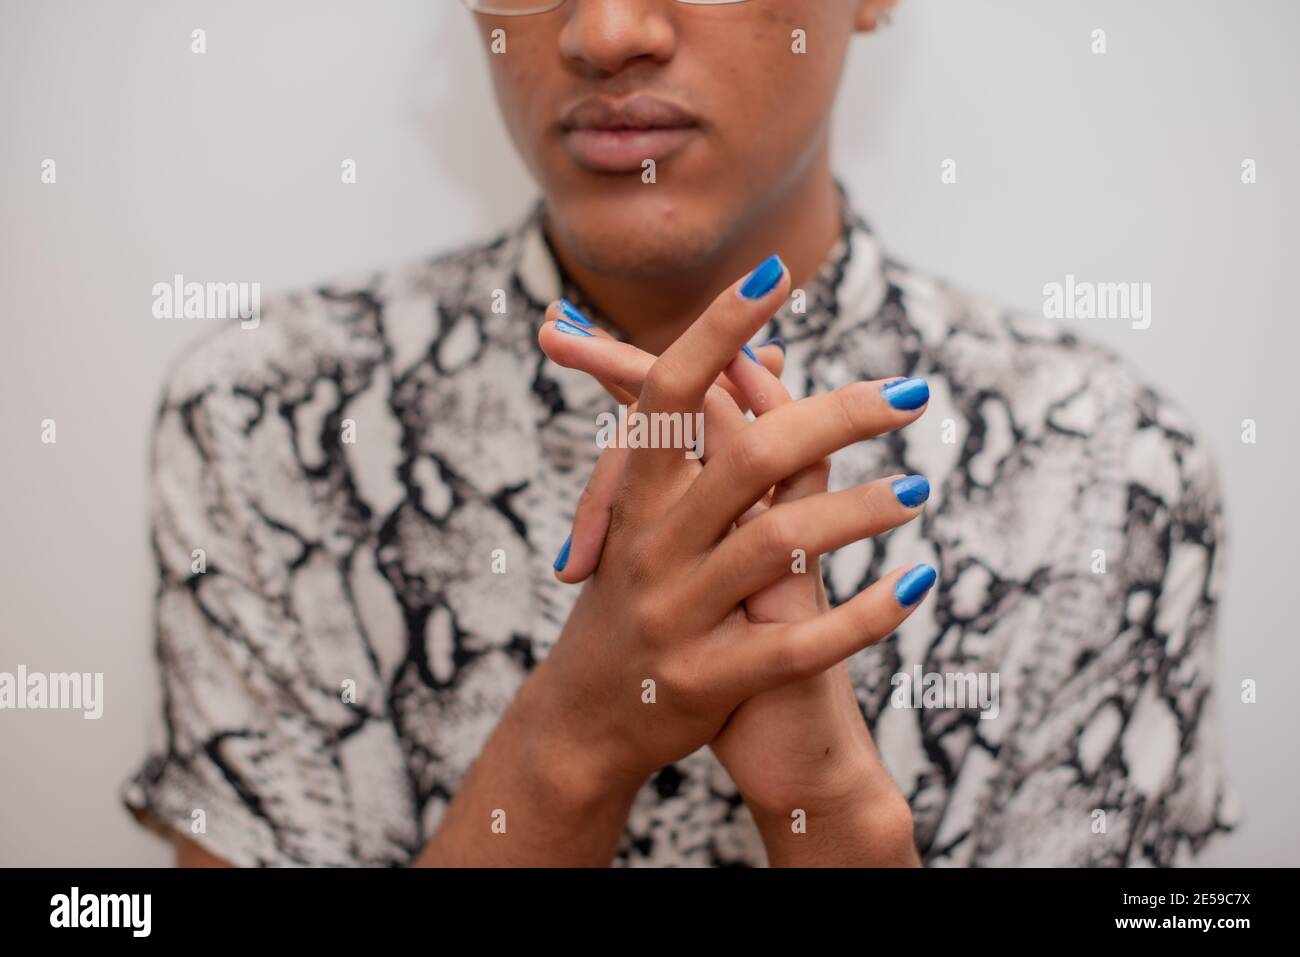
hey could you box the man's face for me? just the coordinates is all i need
[472,0,874,279]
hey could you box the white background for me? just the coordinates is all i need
[1,0,1296,865]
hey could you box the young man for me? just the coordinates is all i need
[124,0,1234,866]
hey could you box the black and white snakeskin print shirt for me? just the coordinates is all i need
[123,187,1236,866]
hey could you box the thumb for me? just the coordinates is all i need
[553,442,627,583]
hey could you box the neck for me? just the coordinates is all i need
[544,156,843,355]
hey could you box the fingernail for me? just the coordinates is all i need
[558,299,593,328]
[553,534,572,572]
[761,337,787,354]
[556,319,593,338]
[892,475,930,508]
[895,564,937,607]
[882,376,929,410]
[739,254,784,300]
[742,344,760,364]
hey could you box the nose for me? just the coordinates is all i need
[558,0,678,77]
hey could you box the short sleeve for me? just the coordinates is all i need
[970,387,1238,866]
[1114,408,1240,863]
[121,373,411,867]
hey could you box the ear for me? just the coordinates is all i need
[853,0,898,33]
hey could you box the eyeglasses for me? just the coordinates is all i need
[464,0,752,16]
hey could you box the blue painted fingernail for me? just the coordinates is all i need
[553,534,572,572]
[895,564,937,607]
[892,475,930,508]
[882,377,929,410]
[558,299,593,328]
[742,344,760,364]
[761,337,786,354]
[556,319,593,337]
[739,254,784,300]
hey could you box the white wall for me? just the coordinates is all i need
[0,0,1295,865]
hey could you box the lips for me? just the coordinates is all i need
[560,94,700,173]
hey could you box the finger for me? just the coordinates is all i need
[675,376,930,551]
[539,304,784,413]
[553,443,627,583]
[722,338,822,501]
[543,327,784,585]
[539,301,639,405]
[565,305,639,409]
[713,342,785,410]
[756,342,786,380]
[539,310,752,467]
[631,256,790,477]
[719,342,818,526]
[686,474,929,615]
[540,318,782,584]
[722,339,791,419]
[539,307,693,409]
[722,563,939,696]
[640,254,789,415]
[721,343,833,625]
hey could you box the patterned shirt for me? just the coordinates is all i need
[123,187,1236,866]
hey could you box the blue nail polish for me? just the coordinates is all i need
[742,344,760,364]
[892,475,930,508]
[556,319,593,338]
[882,377,929,410]
[553,534,572,572]
[761,337,787,354]
[558,299,593,328]
[895,564,937,607]
[739,255,784,300]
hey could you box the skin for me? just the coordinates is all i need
[422,264,926,866]
[474,0,894,353]
[176,0,917,867]
[533,294,923,866]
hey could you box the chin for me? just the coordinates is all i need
[547,180,729,279]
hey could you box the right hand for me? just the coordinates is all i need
[527,256,934,792]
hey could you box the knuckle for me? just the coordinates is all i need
[706,381,735,404]
[660,654,705,699]
[642,359,682,408]
[771,633,819,681]
[859,483,895,526]
[832,382,875,438]
[849,602,885,649]
[727,428,778,480]
[703,383,734,413]
[754,509,800,557]
[631,592,673,638]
